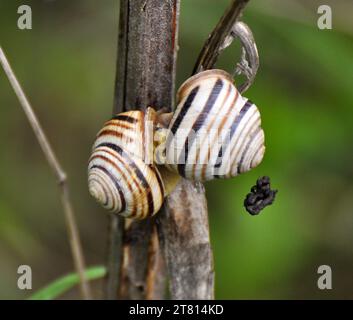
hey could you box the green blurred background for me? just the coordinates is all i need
[1,0,353,299]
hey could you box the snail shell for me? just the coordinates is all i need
[88,108,166,219]
[164,69,265,181]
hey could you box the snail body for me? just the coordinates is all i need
[164,69,265,181]
[88,108,166,219]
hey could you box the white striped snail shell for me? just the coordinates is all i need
[88,108,166,219]
[163,69,265,181]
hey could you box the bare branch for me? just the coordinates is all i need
[105,214,124,299]
[193,0,258,93]
[0,46,91,300]
[193,0,250,74]
[157,182,214,299]
[157,0,252,300]
[106,0,252,300]
[105,0,180,299]
[145,224,167,299]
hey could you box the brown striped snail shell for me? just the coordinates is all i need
[163,69,265,181]
[88,108,167,219]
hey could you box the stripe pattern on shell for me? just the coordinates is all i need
[165,69,265,181]
[88,108,165,219]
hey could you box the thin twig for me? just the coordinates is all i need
[105,214,124,299]
[193,0,250,74]
[193,0,258,93]
[157,182,214,299]
[0,46,91,300]
[157,0,253,300]
[104,0,128,299]
[105,0,180,299]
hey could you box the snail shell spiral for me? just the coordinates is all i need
[88,108,165,219]
[164,69,265,181]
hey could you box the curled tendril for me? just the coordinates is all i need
[221,21,259,93]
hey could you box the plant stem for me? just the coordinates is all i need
[157,0,252,299]
[105,0,180,299]
[193,0,250,74]
[0,46,91,300]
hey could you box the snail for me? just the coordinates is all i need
[160,69,265,181]
[88,108,179,219]
[88,69,265,219]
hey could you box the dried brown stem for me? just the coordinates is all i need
[157,0,251,300]
[106,0,251,300]
[0,46,91,300]
[157,182,214,299]
[193,0,250,74]
[105,0,180,300]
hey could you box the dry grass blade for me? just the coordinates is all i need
[0,46,92,300]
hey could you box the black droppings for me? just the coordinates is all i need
[244,176,277,215]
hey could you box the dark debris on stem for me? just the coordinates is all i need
[244,176,277,215]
